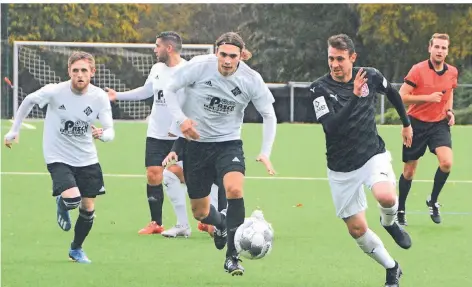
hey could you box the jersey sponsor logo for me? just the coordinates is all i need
[203,96,236,115]
[360,83,370,97]
[60,119,89,137]
[83,106,93,116]
[231,86,242,96]
[313,97,329,119]
[154,90,166,106]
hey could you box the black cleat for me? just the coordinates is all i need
[426,199,441,224]
[396,211,408,226]
[224,255,244,276]
[385,261,402,287]
[382,219,412,249]
[213,227,227,250]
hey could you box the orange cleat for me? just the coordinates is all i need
[197,221,215,238]
[138,221,164,235]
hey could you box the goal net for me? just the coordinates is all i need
[12,41,214,120]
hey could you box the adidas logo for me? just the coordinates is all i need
[232,157,240,162]
[58,104,66,110]
[204,81,212,87]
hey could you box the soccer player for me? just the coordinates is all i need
[397,33,458,225]
[4,51,114,263]
[309,34,413,287]
[107,31,191,237]
[164,32,277,275]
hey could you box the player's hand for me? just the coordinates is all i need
[447,110,455,126]
[180,119,200,140]
[401,125,413,148]
[4,131,19,149]
[162,152,178,168]
[91,125,103,139]
[256,154,276,176]
[105,87,117,102]
[427,92,443,103]
[353,68,368,97]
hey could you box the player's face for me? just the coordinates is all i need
[328,46,356,82]
[68,59,95,92]
[216,44,241,77]
[154,38,169,63]
[429,39,449,65]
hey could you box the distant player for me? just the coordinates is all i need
[164,32,277,275]
[309,34,413,287]
[107,31,191,237]
[4,51,114,263]
[397,33,458,225]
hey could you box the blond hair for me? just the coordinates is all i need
[215,32,253,61]
[429,33,450,46]
[68,51,96,68]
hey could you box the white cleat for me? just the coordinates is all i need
[161,225,191,238]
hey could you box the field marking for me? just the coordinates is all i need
[1,171,472,184]
[8,120,36,130]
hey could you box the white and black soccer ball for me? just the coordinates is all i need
[234,210,274,260]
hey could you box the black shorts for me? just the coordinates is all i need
[402,116,452,162]
[183,140,245,199]
[145,137,175,167]
[47,162,105,198]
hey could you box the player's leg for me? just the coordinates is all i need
[161,162,191,238]
[427,121,453,223]
[47,163,82,232]
[398,118,428,225]
[216,140,246,276]
[198,183,221,237]
[68,163,106,264]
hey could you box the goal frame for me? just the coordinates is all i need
[12,41,214,118]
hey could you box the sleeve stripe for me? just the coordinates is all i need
[404,79,417,88]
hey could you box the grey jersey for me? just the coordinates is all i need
[167,54,274,142]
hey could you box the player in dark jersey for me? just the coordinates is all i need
[309,34,413,287]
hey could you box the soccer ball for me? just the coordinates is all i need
[234,210,274,260]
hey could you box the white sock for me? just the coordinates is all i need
[210,184,219,211]
[163,169,188,226]
[379,198,398,226]
[356,229,396,269]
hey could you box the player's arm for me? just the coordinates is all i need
[114,81,154,101]
[309,82,359,134]
[373,69,411,127]
[96,94,115,142]
[400,66,442,104]
[251,75,277,159]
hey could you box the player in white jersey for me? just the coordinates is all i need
[4,52,114,264]
[164,32,277,276]
[107,31,192,238]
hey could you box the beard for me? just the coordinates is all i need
[157,53,169,63]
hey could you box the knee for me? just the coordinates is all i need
[377,192,397,208]
[191,204,209,221]
[403,165,416,180]
[80,198,95,212]
[225,182,243,199]
[347,223,368,239]
[439,159,453,173]
[163,169,179,185]
[146,167,163,185]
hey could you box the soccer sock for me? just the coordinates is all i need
[430,167,450,203]
[71,209,94,250]
[163,170,188,226]
[218,183,228,212]
[210,184,219,211]
[379,198,398,226]
[200,204,225,230]
[147,184,164,225]
[356,229,396,269]
[59,196,81,210]
[226,198,245,258]
[398,174,412,212]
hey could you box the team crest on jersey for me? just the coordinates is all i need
[231,87,242,96]
[83,106,93,116]
[360,83,370,97]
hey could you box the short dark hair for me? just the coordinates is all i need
[156,31,182,52]
[327,34,356,55]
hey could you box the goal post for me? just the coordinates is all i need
[12,41,214,120]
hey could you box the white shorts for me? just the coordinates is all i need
[328,151,396,219]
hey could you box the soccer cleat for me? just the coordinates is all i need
[198,222,215,238]
[382,219,412,249]
[224,255,245,276]
[396,210,408,226]
[385,261,402,287]
[426,199,441,224]
[161,224,191,238]
[213,226,227,250]
[56,196,72,231]
[69,248,92,264]
[138,221,164,235]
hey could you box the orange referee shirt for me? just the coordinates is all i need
[404,60,458,122]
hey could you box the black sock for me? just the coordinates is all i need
[398,174,412,211]
[147,184,164,225]
[71,209,94,250]
[218,184,227,212]
[59,196,81,210]
[201,204,225,230]
[226,198,245,258]
[430,167,450,203]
